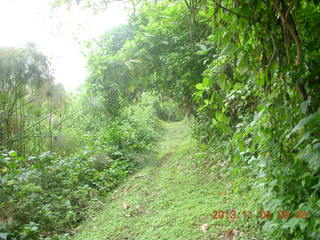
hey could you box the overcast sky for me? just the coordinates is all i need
[0,0,127,91]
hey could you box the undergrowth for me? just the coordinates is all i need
[0,94,174,240]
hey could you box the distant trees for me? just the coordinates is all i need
[0,44,67,155]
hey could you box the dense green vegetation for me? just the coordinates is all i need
[0,44,67,155]
[0,91,163,239]
[71,121,264,240]
[1,0,320,239]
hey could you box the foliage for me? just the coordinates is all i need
[70,121,265,240]
[0,95,160,239]
[189,1,320,238]
[0,44,68,156]
[85,94,160,156]
[152,97,183,122]
[0,150,133,239]
[76,0,320,238]
[2,0,320,238]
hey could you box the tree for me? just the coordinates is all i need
[0,44,67,154]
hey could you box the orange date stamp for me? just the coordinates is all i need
[210,210,312,220]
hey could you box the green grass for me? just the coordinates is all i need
[71,120,265,240]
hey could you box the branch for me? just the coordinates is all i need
[266,29,277,67]
[212,0,268,25]
[54,110,81,129]
[7,96,42,117]
[194,10,216,42]
[8,134,50,144]
[5,111,58,144]
[271,0,302,65]
[184,0,191,10]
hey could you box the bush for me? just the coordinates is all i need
[0,150,135,239]
[153,98,183,122]
[0,93,161,239]
[85,96,160,157]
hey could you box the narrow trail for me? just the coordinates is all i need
[72,121,261,240]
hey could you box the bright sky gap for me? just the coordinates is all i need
[0,0,128,91]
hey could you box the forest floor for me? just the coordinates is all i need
[71,121,265,240]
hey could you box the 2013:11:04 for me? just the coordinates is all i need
[211,210,308,220]
[211,210,272,220]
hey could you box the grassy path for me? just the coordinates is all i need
[72,121,263,240]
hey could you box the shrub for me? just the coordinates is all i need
[0,95,161,239]
[0,150,136,239]
[154,100,182,121]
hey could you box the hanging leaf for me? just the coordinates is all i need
[217,122,233,134]
[257,70,265,87]
[215,111,230,124]
[237,54,249,74]
[299,143,320,172]
[195,83,206,90]
[8,151,17,157]
[289,110,320,136]
[202,77,210,87]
